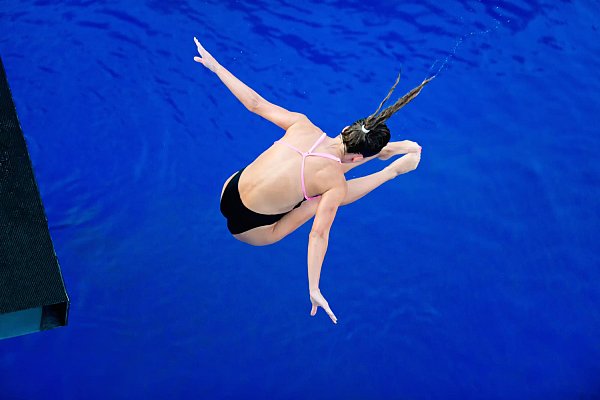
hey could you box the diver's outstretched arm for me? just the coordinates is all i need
[307,180,346,325]
[193,37,306,131]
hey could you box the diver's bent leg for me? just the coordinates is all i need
[268,198,322,243]
[269,167,398,242]
[233,199,322,246]
[341,169,395,205]
[342,141,420,174]
[262,153,420,243]
[386,152,421,176]
[342,152,420,205]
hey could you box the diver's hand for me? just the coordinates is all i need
[310,289,338,324]
[378,140,422,160]
[193,37,221,73]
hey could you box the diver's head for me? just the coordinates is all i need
[341,119,390,158]
[339,73,433,162]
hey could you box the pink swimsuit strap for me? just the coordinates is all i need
[274,132,342,201]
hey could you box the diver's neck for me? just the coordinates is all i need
[330,134,345,160]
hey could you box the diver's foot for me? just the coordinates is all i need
[384,152,421,177]
[378,140,422,160]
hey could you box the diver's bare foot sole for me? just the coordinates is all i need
[384,152,421,177]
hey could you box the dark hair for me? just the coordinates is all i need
[342,118,390,158]
[342,72,434,158]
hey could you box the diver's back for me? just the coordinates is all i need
[238,130,340,214]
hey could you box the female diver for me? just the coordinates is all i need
[194,37,432,324]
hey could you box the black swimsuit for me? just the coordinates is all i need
[220,167,304,234]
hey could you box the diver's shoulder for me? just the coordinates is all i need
[284,115,322,137]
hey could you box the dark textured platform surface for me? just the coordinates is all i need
[0,56,68,330]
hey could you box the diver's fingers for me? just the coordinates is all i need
[194,37,207,54]
[324,305,337,324]
[311,304,317,316]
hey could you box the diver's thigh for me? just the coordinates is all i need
[232,200,320,246]
[233,224,278,246]
[270,198,321,241]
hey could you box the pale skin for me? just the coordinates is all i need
[194,37,422,324]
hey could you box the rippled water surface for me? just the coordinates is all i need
[1,1,599,399]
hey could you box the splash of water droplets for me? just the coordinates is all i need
[426,16,504,80]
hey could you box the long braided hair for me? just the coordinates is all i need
[342,73,434,157]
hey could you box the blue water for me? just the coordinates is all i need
[1,1,599,398]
